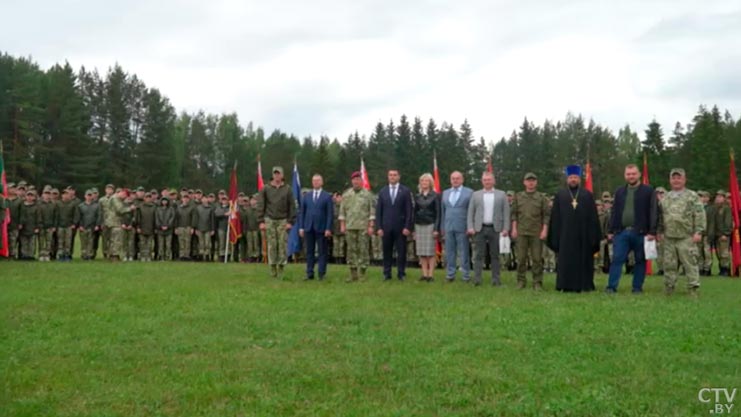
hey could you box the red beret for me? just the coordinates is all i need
[351,171,362,179]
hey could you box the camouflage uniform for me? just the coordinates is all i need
[698,191,713,274]
[98,192,115,258]
[339,187,376,280]
[19,197,41,259]
[194,202,215,260]
[708,191,733,275]
[75,197,101,259]
[658,179,705,294]
[331,200,345,261]
[56,197,78,259]
[155,200,176,260]
[511,185,549,288]
[7,193,21,258]
[257,178,296,269]
[136,201,156,261]
[121,198,136,260]
[175,200,196,259]
[213,203,231,260]
[242,203,260,260]
[108,196,134,259]
[38,197,58,260]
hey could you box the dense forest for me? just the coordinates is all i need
[2,52,741,196]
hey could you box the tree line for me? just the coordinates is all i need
[2,52,741,197]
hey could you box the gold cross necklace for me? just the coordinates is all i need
[569,188,580,210]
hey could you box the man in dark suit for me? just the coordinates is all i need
[376,169,414,281]
[299,174,334,280]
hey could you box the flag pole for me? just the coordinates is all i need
[224,202,231,263]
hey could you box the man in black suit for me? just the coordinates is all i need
[376,169,414,281]
[299,174,334,280]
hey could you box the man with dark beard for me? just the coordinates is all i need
[546,165,602,292]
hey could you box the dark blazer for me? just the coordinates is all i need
[300,190,334,232]
[376,183,414,232]
[608,184,658,235]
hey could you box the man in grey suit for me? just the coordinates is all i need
[441,171,473,282]
[467,171,510,286]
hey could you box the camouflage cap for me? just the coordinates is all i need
[26,190,36,196]
[51,188,60,194]
[65,185,75,191]
[208,193,216,198]
[272,166,284,175]
[43,185,53,192]
[91,187,99,194]
[6,182,15,188]
[523,172,537,180]
[218,189,227,195]
[669,168,685,177]
[150,189,158,194]
[85,189,94,196]
[238,192,246,197]
[506,190,514,197]
[717,190,727,195]
[656,186,666,193]
[697,190,707,197]
[601,191,611,199]
[17,181,27,187]
[105,183,115,189]
[136,186,145,192]
[195,189,203,194]
[596,199,603,205]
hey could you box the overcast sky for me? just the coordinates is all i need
[3,0,741,142]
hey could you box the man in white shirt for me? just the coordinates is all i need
[467,172,510,286]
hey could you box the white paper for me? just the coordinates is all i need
[644,239,658,260]
[499,235,511,254]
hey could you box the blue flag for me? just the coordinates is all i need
[287,162,302,258]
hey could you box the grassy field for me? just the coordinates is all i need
[1,259,739,417]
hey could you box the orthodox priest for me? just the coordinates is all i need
[546,165,602,292]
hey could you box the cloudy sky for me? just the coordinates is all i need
[3,0,741,142]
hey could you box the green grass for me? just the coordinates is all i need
[1,259,739,417]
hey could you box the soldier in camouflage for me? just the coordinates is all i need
[339,171,376,282]
[657,168,705,297]
[38,186,58,261]
[697,190,713,275]
[708,190,733,276]
[98,184,116,259]
[74,190,101,260]
[331,192,345,263]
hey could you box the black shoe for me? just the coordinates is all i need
[383,277,392,281]
[304,276,314,281]
[605,287,617,294]
[473,281,481,287]
[631,288,643,294]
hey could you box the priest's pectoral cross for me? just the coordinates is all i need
[571,199,578,209]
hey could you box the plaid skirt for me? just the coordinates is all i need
[414,224,436,257]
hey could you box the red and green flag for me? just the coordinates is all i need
[0,141,8,257]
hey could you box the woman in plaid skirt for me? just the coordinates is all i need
[414,173,441,282]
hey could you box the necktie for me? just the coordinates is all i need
[450,188,459,205]
[391,186,396,204]
[314,191,318,202]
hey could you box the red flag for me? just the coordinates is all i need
[642,153,653,275]
[256,154,265,192]
[361,157,371,191]
[729,151,741,276]
[228,161,242,244]
[486,155,493,173]
[584,161,593,193]
[0,141,8,258]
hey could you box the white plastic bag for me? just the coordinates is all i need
[644,239,658,260]
[499,235,511,254]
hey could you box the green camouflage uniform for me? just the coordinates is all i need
[658,187,705,292]
[242,204,260,259]
[135,201,156,261]
[19,200,41,259]
[512,190,549,287]
[7,196,21,258]
[107,196,134,258]
[98,194,114,258]
[38,199,58,259]
[155,201,176,260]
[175,201,196,259]
[332,201,345,260]
[121,199,136,259]
[708,200,733,272]
[339,187,376,278]
[194,203,215,259]
[56,198,78,258]
[74,200,101,259]
[257,183,296,267]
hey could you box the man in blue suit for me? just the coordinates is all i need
[299,174,334,280]
[376,169,414,281]
[441,171,473,282]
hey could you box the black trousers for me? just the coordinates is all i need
[382,228,407,279]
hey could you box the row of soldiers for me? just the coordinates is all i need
[2,182,267,262]
[596,188,734,276]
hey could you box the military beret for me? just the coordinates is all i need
[351,171,362,179]
[669,168,685,176]
[523,172,537,180]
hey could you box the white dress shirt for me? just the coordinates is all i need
[482,189,495,225]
